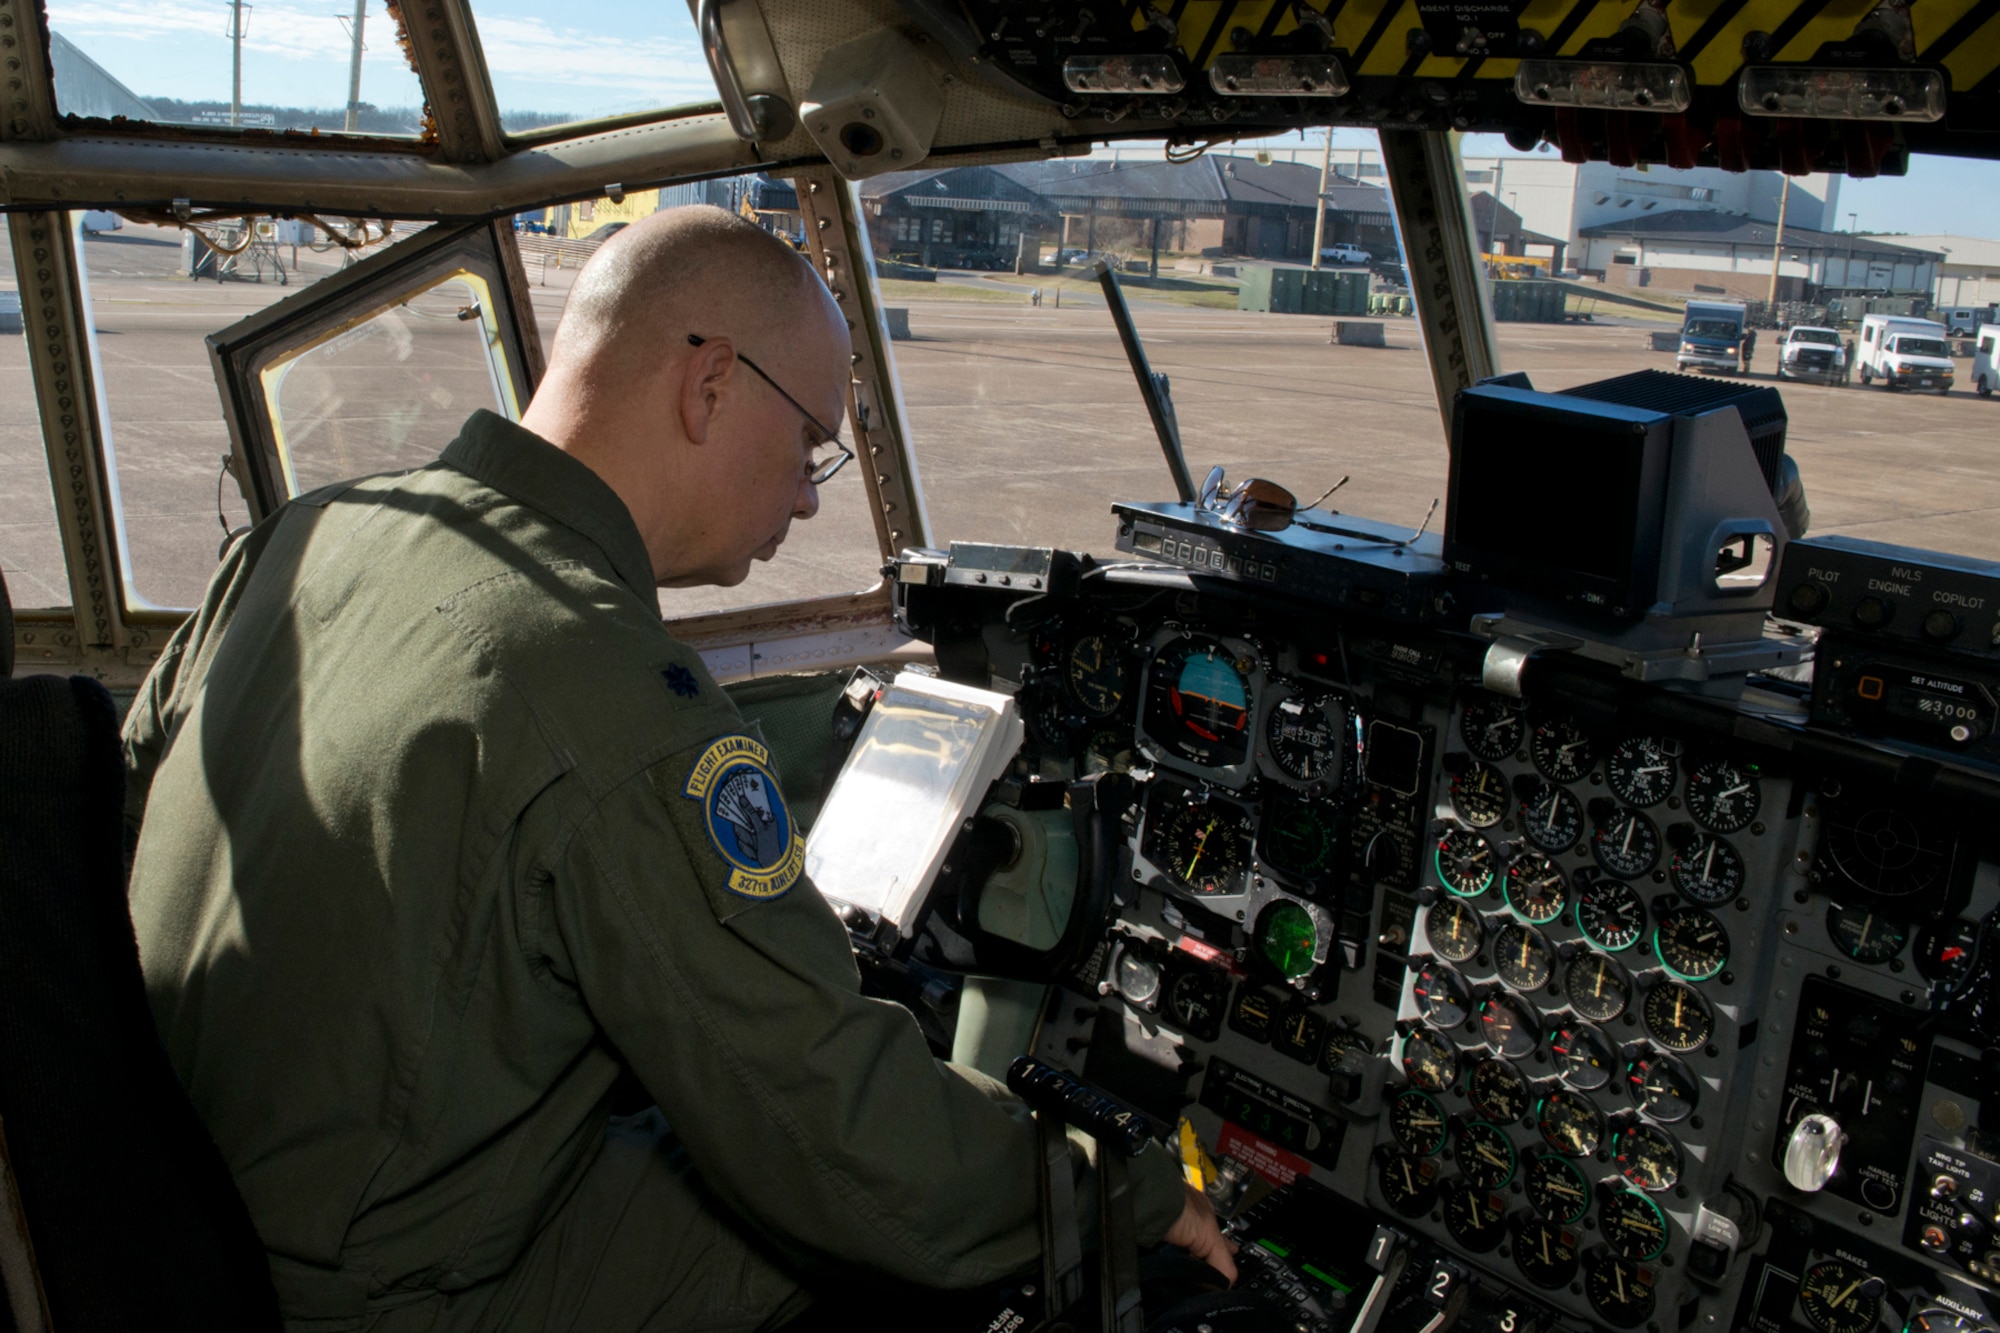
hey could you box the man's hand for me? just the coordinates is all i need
[1165,1183,1238,1285]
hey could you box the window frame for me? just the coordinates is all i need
[207,219,543,521]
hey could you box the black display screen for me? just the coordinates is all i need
[1446,389,1669,616]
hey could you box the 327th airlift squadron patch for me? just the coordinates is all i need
[683,734,805,899]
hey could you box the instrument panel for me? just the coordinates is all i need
[894,550,2000,1333]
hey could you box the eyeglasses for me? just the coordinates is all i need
[1197,466,1348,533]
[687,333,854,485]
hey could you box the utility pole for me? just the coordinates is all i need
[1311,124,1333,269]
[343,0,367,132]
[1766,174,1792,308]
[228,0,248,128]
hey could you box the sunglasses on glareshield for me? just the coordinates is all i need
[1198,466,1349,533]
[686,334,854,485]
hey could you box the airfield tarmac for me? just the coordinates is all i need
[1,223,1993,621]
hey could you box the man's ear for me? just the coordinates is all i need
[680,339,735,447]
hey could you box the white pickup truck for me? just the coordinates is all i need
[1776,326,1847,384]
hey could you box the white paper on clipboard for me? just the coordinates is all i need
[804,671,1024,934]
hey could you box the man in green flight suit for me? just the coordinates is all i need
[122,205,1231,1331]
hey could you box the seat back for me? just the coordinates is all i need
[0,571,281,1331]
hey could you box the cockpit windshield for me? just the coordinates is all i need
[1791,328,1839,344]
[1894,337,1950,358]
[1686,319,1739,339]
[858,132,1452,555]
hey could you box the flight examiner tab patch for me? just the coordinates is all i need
[683,734,803,899]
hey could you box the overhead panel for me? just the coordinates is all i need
[923,0,2000,172]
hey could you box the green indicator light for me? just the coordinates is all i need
[1301,1263,1352,1291]
[1257,1238,1292,1258]
[1258,900,1318,978]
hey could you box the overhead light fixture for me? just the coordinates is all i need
[1062,54,1185,94]
[1738,66,1944,121]
[1208,53,1349,96]
[1515,59,1691,112]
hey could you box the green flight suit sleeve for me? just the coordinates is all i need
[121,524,274,838]
[540,731,1187,1288]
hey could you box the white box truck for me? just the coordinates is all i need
[1857,314,1956,393]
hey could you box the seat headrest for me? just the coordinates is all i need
[1,568,12,678]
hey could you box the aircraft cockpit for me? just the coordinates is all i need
[6,2,2000,1331]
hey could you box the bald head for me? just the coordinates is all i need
[549,204,827,379]
[522,204,853,589]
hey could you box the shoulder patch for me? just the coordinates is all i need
[663,663,700,698]
[682,734,804,900]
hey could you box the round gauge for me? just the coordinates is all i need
[1142,636,1256,766]
[1390,1088,1450,1156]
[1081,728,1136,776]
[1685,758,1762,833]
[1112,944,1162,1007]
[1377,1148,1442,1217]
[1434,827,1497,898]
[1670,832,1746,906]
[1654,906,1731,982]
[1148,795,1255,897]
[1818,804,1955,901]
[1585,1254,1657,1328]
[1798,1258,1884,1333]
[1503,854,1568,925]
[1607,736,1680,808]
[1064,632,1131,718]
[1600,1188,1670,1260]
[1452,761,1510,829]
[1260,800,1342,882]
[1513,1217,1581,1289]
[1494,923,1555,992]
[1593,807,1661,879]
[1455,1121,1518,1190]
[1550,1021,1617,1091]
[1440,1178,1507,1253]
[1425,898,1484,963]
[1279,1008,1329,1068]
[1908,1308,1984,1331]
[1257,899,1320,979]
[1532,718,1596,784]
[1403,1028,1459,1092]
[1478,993,1541,1060]
[1565,952,1631,1023]
[1265,691,1347,784]
[1414,960,1472,1029]
[1575,878,1648,952]
[1525,1153,1590,1223]
[1166,967,1229,1036]
[1469,1057,1531,1123]
[1827,903,1908,964]
[1916,918,1981,988]
[1614,1121,1684,1191]
[1536,1089,1603,1157]
[1642,981,1714,1053]
[1627,1053,1699,1123]
[1461,698,1525,762]
[1320,1027,1373,1077]
[1519,778,1584,853]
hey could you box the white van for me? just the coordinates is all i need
[1976,327,2000,397]
[1858,314,1956,393]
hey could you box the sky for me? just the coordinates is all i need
[37,2,1997,238]
[45,0,716,123]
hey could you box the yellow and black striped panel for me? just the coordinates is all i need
[1118,0,2000,91]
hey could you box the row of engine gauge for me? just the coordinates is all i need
[1374,700,1766,1328]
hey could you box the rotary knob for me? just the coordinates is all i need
[1783,1112,1845,1192]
